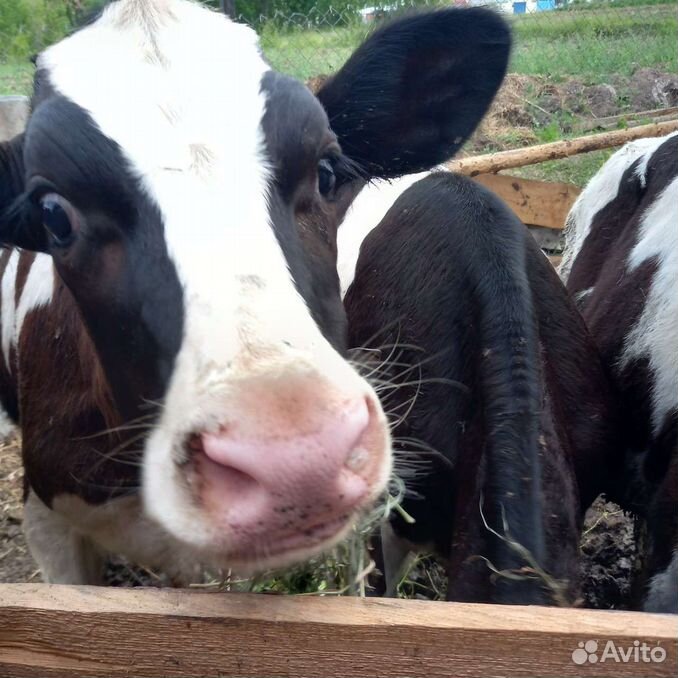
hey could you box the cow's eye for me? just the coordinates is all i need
[318,158,336,197]
[41,194,76,246]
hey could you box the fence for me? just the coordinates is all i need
[1,584,676,677]
[255,1,678,88]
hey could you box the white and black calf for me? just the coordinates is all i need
[341,172,620,604]
[562,132,678,612]
[0,0,511,583]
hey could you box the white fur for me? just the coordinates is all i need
[620,176,678,436]
[23,489,105,585]
[27,486,359,583]
[1,250,19,370]
[560,133,678,282]
[337,172,429,297]
[0,252,52,438]
[39,0,390,559]
[15,254,54,344]
[573,286,594,305]
[1,252,54,371]
[25,489,202,585]
[0,407,16,440]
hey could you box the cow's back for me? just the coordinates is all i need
[564,133,678,502]
[345,172,617,604]
[563,132,678,611]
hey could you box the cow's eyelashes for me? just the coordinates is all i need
[318,158,336,198]
[40,193,78,247]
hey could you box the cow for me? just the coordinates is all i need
[339,171,621,604]
[561,131,678,612]
[0,1,512,586]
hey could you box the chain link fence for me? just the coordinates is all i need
[253,1,676,84]
[1,2,676,78]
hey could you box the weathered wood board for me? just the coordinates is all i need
[1,584,676,678]
[472,173,581,231]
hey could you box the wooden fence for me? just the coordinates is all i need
[1,584,676,678]
[462,119,678,269]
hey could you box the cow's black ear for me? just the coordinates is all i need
[317,8,511,178]
[0,134,46,251]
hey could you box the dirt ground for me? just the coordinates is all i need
[0,432,639,608]
[0,435,37,584]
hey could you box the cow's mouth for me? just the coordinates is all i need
[219,513,354,571]
[180,443,363,570]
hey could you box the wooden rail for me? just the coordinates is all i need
[447,120,678,176]
[0,584,675,678]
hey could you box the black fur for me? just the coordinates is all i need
[346,173,618,604]
[566,133,678,612]
[317,8,511,178]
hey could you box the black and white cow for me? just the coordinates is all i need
[0,1,512,585]
[562,132,678,612]
[338,172,620,604]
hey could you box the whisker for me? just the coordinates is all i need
[80,431,149,480]
[71,417,156,442]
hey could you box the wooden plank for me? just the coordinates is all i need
[0,584,676,678]
[446,120,678,176]
[473,174,580,230]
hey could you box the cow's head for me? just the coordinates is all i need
[0,0,509,572]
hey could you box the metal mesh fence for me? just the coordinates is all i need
[1,1,676,112]
[253,1,677,86]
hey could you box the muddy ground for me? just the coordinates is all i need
[0,432,638,608]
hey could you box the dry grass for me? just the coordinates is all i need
[0,433,39,583]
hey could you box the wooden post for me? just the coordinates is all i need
[446,120,678,176]
[0,584,676,678]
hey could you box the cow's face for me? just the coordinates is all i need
[0,0,510,571]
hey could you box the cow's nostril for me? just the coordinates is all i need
[185,433,203,454]
[346,444,369,472]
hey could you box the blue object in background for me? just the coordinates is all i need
[537,0,556,10]
[513,1,527,13]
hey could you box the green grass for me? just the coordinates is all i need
[1,4,673,190]
[260,21,365,80]
[0,61,32,96]
[2,4,675,90]
[260,5,678,84]
[511,149,616,186]
[510,6,677,81]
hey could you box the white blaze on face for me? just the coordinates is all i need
[39,0,340,406]
[39,0,390,555]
